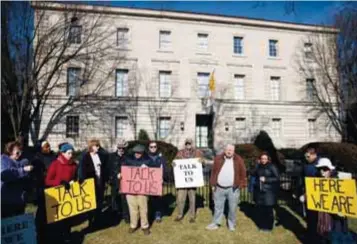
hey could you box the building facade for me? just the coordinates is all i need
[33,3,340,151]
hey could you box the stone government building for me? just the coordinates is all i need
[33,3,340,151]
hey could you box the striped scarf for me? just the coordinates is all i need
[317,212,332,236]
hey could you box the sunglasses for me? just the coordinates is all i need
[118,147,125,150]
[149,146,157,149]
[185,143,192,146]
[319,167,330,172]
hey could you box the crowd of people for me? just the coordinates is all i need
[0,137,352,243]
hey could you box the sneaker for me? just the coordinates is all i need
[205,223,219,230]
[189,218,195,223]
[174,216,183,222]
[155,217,162,223]
[128,227,137,234]
[142,228,151,235]
[228,226,235,232]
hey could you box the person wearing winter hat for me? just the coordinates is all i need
[45,143,77,242]
[109,138,130,222]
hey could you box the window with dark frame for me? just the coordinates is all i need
[306,78,316,101]
[304,43,313,59]
[68,25,82,44]
[269,39,278,57]
[115,116,128,137]
[66,116,79,137]
[233,36,243,54]
[159,117,171,139]
[67,67,81,96]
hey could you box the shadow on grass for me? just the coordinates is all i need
[239,202,306,243]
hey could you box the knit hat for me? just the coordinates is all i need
[132,144,145,153]
[59,143,74,153]
[117,138,128,148]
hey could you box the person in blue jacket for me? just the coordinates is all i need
[147,141,167,223]
[1,141,33,218]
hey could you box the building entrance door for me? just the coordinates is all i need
[195,114,213,148]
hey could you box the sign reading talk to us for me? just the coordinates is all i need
[173,158,204,188]
[120,166,163,196]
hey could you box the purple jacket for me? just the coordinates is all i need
[1,154,29,205]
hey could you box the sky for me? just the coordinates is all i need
[80,1,348,25]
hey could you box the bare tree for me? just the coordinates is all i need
[1,2,123,145]
[295,4,357,142]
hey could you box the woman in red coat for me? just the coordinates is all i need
[44,143,77,243]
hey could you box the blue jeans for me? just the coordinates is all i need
[212,186,240,228]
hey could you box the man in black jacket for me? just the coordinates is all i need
[109,138,130,223]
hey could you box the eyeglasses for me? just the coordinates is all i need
[149,146,157,149]
[320,167,330,172]
[185,143,192,146]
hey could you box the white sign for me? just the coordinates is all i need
[338,171,352,179]
[173,158,204,188]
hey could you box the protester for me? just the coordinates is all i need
[252,152,279,232]
[78,139,108,228]
[315,158,351,244]
[294,147,319,242]
[173,138,204,223]
[32,140,57,244]
[1,141,33,218]
[206,144,247,231]
[109,138,130,223]
[122,144,152,235]
[147,141,167,223]
[45,143,77,242]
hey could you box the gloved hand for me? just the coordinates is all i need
[299,195,305,203]
[78,178,84,185]
[60,180,71,190]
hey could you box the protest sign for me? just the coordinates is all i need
[1,214,36,244]
[45,178,97,224]
[120,166,163,196]
[305,177,357,218]
[173,158,204,188]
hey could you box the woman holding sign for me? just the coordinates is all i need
[45,143,77,243]
[252,152,279,232]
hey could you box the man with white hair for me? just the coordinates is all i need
[206,144,247,231]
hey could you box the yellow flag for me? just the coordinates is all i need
[209,71,215,92]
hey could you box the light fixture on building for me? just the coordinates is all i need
[180,122,184,131]
[225,122,229,132]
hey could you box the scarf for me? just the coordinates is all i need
[317,211,332,236]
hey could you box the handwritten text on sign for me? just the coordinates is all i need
[305,177,357,218]
[120,166,163,196]
[45,178,97,223]
[1,214,36,244]
[173,158,204,188]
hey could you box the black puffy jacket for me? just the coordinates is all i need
[253,163,280,206]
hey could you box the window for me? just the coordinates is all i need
[304,43,313,59]
[308,119,316,137]
[68,25,82,44]
[117,28,129,48]
[197,72,210,98]
[159,71,172,98]
[233,37,243,54]
[234,75,245,100]
[235,117,246,136]
[115,116,127,137]
[272,118,282,137]
[67,67,81,96]
[159,117,170,139]
[159,30,171,49]
[269,39,278,57]
[270,76,281,101]
[306,78,315,101]
[66,116,79,137]
[116,69,128,97]
[197,33,208,50]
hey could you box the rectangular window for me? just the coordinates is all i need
[304,43,313,59]
[235,117,246,135]
[269,39,278,57]
[66,116,79,137]
[234,75,245,100]
[270,76,281,101]
[233,36,243,54]
[159,30,171,49]
[306,78,315,101]
[272,118,282,137]
[159,71,172,98]
[308,119,316,137]
[159,117,170,139]
[197,33,208,50]
[116,69,129,97]
[67,67,81,96]
[197,72,210,98]
[115,116,127,137]
[68,25,82,44]
[117,28,129,48]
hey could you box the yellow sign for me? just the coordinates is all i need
[305,177,357,218]
[45,178,97,223]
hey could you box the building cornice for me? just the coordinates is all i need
[31,2,338,34]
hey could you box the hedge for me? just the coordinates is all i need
[300,142,357,173]
[234,144,262,168]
